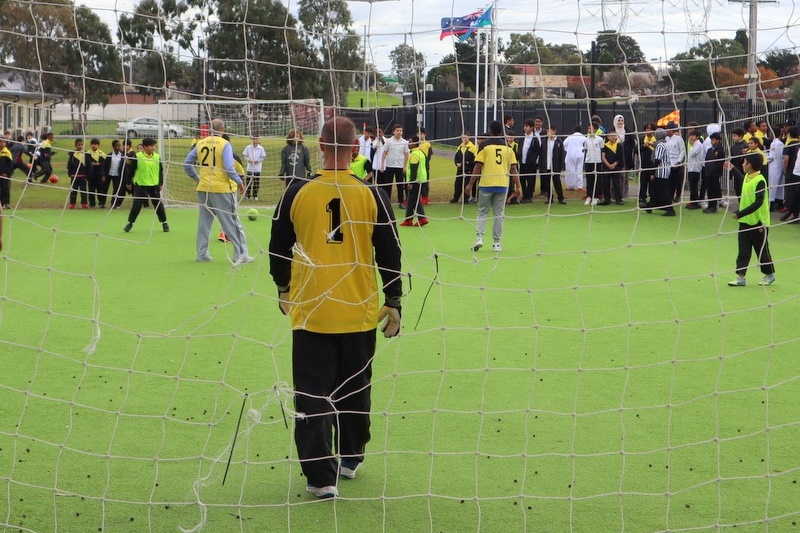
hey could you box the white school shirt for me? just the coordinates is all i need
[243,144,267,173]
[383,136,409,168]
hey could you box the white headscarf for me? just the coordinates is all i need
[614,115,626,143]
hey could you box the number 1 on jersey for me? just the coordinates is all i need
[326,198,343,244]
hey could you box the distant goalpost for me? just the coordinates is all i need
[156,98,325,207]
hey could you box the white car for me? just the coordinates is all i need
[115,117,184,138]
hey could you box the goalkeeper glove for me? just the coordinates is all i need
[378,301,401,338]
[277,286,292,316]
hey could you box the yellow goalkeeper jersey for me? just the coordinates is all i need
[269,169,402,334]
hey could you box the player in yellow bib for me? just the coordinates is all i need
[183,118,252,266]
[465,120,522,253]
[726,153,776,286]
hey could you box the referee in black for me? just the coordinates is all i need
[269,116,403,499]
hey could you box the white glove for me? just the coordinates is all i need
[378,305,401,338]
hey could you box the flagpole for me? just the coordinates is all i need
[490,0,498,120]
[483,28,489,132]
[475,30,481,137]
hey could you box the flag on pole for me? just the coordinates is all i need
[440,10,484,40]
[656,110,680,127]
[457,6,493,42]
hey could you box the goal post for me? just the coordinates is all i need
[156,98,325,207]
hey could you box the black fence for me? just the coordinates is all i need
[342,98,800,146]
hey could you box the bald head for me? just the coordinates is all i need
[211,118,225,133]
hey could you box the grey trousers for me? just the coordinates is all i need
[196,191,249,261]
[475,188,507,243]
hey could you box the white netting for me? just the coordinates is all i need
[1,0,799,532]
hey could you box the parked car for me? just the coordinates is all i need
[115,117,184,138]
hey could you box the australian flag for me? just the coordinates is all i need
[440,9,484,40]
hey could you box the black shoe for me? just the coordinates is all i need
[598,200,611,206]
[780,212,793,222]
[615,200,624,205]
[558,199,567,204]
[123,222,133,232]
[702,207,717,214]
[662,209,676,217]
[449,198,458,204]
[686,204,701,210]
[162,222,170,233]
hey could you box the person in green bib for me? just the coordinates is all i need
[399,135,428,227]
[725,153,775,286]
[124,138,169,233]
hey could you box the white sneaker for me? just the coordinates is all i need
[471,238,483,251]
[232,255,254,267]
[340,459,360,479]
[196,255,213,262]
[591,198,599,206]
[584,197,591,206]
[492,243,502,252]
[719,199,728,208]
[700,201,708,209]
[759,274,775,286]
[306,485,338,499]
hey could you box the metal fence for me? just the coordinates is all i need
[342,98,800,146]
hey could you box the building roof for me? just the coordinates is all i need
[0,69,61,102]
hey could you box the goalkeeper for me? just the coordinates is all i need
[269,116,402,499]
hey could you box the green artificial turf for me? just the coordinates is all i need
[1,194,799,532]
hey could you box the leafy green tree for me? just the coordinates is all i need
[207,0,311,99]
[502,33,582,75]
[118,0,205,95]
[591,30,650,73]
[762,50,799,85]
[685,39,746,70]
[666,58,712,93]
[297,0,361,105]
[63,7,122,125]
[790,79,800,101]
[390,44,425,91]
[0,0,121,129]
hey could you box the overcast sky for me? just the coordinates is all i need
[81,0,800,73]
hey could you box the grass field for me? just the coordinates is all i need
[345,90,403,109]
[1,183,799,532]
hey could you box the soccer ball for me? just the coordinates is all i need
[49,175,58,184]
[247,208,259,221]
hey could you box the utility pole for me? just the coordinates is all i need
[729,0,777,105]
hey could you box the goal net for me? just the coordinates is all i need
[156,99,324,207]
[1,0,800,532]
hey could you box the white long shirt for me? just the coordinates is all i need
[243,143,267,173]
[666,133,686,167]
[383,136,409,169]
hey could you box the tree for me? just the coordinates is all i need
[63,7,122,126]
[502,33,582,75]
[118,0,205,95]
[790,79,800,101]
[668,59,713,93]
[668,37,749,94]
[390,44,425,91]
[758,65,781,90]
[0,0,121,129]
[762,50,799,85]
[297,0,361,106]
[590,30,650,73]
[684,38,746,70]
[207,0,311,99]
